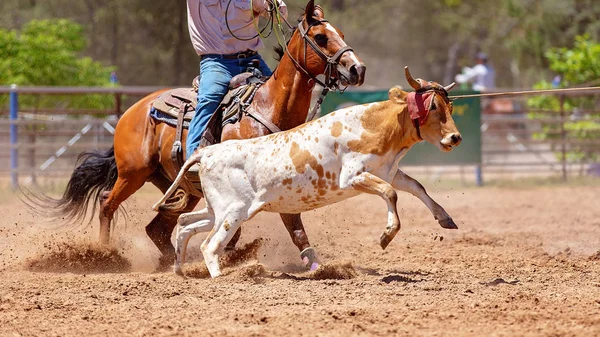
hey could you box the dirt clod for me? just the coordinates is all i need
[26,241,131,273]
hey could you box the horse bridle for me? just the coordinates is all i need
[229,3,356,124]
[284,17,354,122]
[295,19,354,91]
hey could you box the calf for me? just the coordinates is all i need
[153,67,462,278]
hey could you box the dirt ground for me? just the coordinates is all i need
[0,181,599,336]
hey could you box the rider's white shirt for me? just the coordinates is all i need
[455,64,496,91]
[187,0,288,56]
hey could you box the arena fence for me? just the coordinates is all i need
[0,86,162,188]
[322,87,600,183]
[1,86,599,189]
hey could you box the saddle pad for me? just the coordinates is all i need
[152,88,198,121]
[149,107,191,129]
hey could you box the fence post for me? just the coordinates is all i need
[114,93,122,117]
[475,165,483,186]
[9,84,19,189]
[559,95,567,182]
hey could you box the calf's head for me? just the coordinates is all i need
[389,67,462,152]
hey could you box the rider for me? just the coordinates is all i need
[455,52,496,92]
[186,0,288,160]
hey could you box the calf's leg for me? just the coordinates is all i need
[391,170,458,229]
[174,207,214,275]
[201,212,248,278]
[350,173,401,249]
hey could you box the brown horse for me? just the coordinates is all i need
[35,0,365,270]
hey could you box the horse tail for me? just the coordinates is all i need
[24,147,118,224]
[152,149,203,212]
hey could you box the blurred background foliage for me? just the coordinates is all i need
[0,0,599,89]
[0,18,114,109]
[528,35,600,166]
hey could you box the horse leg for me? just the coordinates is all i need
[99,173,148,244]
[148,173,201,271]
[145,212,178,271]
[280,213,321,271]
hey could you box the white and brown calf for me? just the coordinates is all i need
[153,67,462,278]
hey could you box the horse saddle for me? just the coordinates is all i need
[149,72,264,169]
[151,73,256,121]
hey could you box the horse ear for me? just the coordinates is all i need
[304,0,316,23]
[388,86,407,104]
[314,4,325,19]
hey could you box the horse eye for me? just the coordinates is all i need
[314,34,327,46]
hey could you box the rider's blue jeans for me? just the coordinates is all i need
[186,54,272,159]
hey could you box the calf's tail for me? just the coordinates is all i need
[152,150,203,211]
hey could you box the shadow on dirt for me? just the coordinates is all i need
[380,274,426,284]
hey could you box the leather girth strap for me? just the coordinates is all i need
[171,101,189,168]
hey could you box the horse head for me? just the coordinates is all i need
[289,0,366,87]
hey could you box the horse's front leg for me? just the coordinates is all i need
[280,213,321,271]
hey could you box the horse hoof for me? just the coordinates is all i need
[155,255,175,272]
[439,218,458,229]
[300,247,321,270]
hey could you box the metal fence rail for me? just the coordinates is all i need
[0,86,163,187]
[1,86,599,187]
[479,92,600,179]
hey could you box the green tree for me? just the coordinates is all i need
[528,35,600,168]
[0,18,114,109]
[2,0,600,89]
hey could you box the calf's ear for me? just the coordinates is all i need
[388,86,408,104]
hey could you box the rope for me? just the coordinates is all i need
[450,86,600,99]
[226,0,274,41]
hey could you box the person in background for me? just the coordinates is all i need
[109,71,118,85]
[455,52,496,92]
[186,0,288,160]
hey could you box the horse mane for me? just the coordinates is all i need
[273,17,301,61]
[272,6,324,62]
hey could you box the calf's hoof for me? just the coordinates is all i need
[380,226,400,250]
[174,264,185,277]
[438,218,458,229]
[380,232,392,250]
[300,247,321,271]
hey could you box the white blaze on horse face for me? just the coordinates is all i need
[324,22,361,65]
